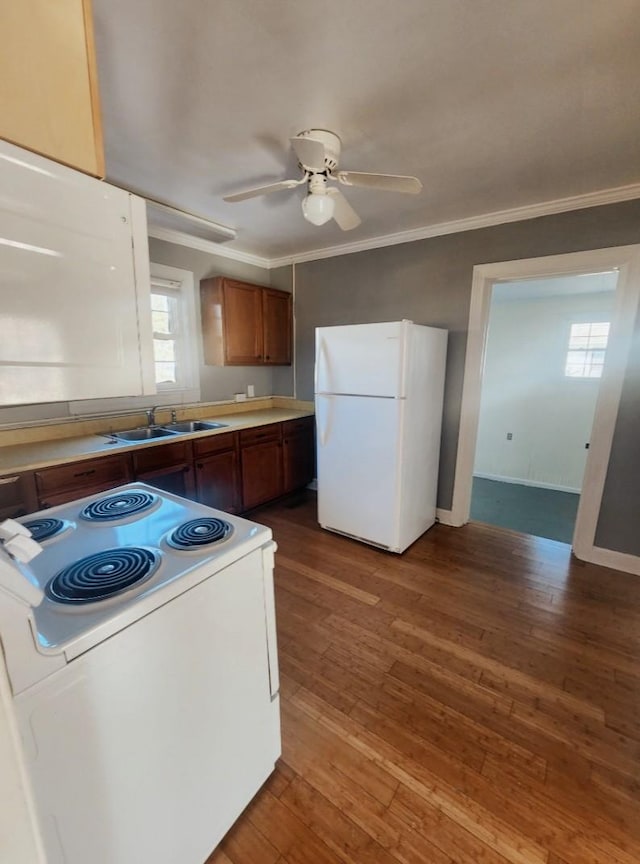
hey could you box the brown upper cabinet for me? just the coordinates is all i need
[0,0,105,177]
[200,277,292,366]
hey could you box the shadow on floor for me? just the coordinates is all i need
[470,477,579,544]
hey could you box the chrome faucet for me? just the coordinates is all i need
[170,408,178,424]
[145,407,157,427]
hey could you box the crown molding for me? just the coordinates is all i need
[268,181,640,268]
[147,226,271,269]
[147,181,640,270]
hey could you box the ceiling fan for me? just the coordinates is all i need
[223,129,422,231]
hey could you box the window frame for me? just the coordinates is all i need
[148,263,199,400]
[564,320,610,380]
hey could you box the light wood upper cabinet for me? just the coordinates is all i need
[0,0,104,177]
[200,277,292,366]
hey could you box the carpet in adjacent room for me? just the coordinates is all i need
[470,476,580,544]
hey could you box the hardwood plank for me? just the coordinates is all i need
[277,555,381,606]
[219,815,280,864]
[206,494,640,864]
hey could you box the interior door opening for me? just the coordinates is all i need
[470,270,618,544]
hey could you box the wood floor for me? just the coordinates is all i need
[207,494,640,864]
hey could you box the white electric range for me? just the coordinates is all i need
[0,483,281,864]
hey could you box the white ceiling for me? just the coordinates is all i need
[92,0,640,261]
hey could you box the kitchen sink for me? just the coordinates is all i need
[106,427,179,442]
[159,420,228,433]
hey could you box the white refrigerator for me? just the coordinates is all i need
[315,320,447,553]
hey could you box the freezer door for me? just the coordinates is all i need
[316,394,402,549]
[315,321,409,397]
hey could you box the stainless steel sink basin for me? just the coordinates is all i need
[160,420,228,434]
[107,427,179,442]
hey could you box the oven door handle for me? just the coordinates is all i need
[261,541,280,700]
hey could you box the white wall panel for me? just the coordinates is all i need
[474,287,616,491]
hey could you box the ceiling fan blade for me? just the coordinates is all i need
[223,178,302,203]
[336,171,422,194]
[290,136,326,172]
[327,188,361,231]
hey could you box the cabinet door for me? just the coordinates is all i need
[136,465,195,500]
[195,450,241,514]
[0,472,38,519]
[0,142,154,405]
[282,419,315,494]
[262,289,292,365]
[0,0,104,177]
[223,280,264,364]
[241,441,283,510]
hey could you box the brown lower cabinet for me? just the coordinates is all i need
[282,417,315,494]
[132,440,195,499]
[194,432,241,514]
[240,424,284,510]
[0,471,38,519]
[8,417,315,516]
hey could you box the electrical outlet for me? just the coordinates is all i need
[247,384,255,398]
[506,432,513,440]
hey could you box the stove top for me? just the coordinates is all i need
[166,517,234,550]
[14,483,272,658]
[23,517,69,543]
[46,547,161,604]
[80,490,159,522]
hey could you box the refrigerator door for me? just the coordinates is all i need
[315,321,409,398]
[316,394,402,549]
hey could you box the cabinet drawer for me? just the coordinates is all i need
[239,424,282,447]
[35,454,132,497]
[132,441,193,474]
[193,431,238,458]
[0,471,38,519]
[282,416,314,437]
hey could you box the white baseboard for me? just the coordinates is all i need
[436,508,461,526]
[473,472,580,495]
[573,543,640,576]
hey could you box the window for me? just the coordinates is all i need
[151,285,179,385]
[149,266,199,397]
[565,322,610,378]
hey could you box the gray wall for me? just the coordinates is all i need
[595,304,640,555]
[148,239,279,402]
[294,198,640,555]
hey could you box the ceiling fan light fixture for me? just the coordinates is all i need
[301,190,335,226]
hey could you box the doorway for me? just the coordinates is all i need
[450,245,640,564]
[469,271,617,543]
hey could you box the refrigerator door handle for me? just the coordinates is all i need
[261,541,280,700]
[316,394,333,447]
[315,336,329,395]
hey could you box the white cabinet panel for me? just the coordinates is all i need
[0,141,155,405]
